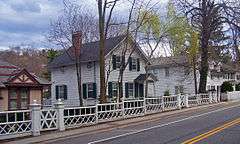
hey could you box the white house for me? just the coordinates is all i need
[149,56,240,97]
[48,32,157,106]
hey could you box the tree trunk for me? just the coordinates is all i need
[198,0,211,94]
[193,58,198,94]
[98,0,107,103]
[76,61,83,106]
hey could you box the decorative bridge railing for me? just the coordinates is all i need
[0,93,219,140]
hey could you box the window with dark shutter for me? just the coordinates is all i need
[129,57,132,71]
[93,83,97,98]
[112,55,116,70]
[55,85,67,100]
[137,59,140,71]
[108,82,112,98]
[63,85,67,100]
[125,83,129,98]
[83,83,97,99]
[83,84,87,99]
[55,86,59,100]
[125,82,133,98]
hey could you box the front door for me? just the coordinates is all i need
[8,88,29,110]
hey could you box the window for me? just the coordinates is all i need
[211,86,215,91]
[129,57,140,71]
[112,55,124,70]
[87,62,92,69]
[128,83,134,97]
[165,68,169,77]
[230,73,235,79]
[112,82,118,98]
[237,75,240,80]
[207,85,211,91]
[116,56,121,69]
[132,58,137,71]
[9,89,18,110]
[9,88,29,110]
[87,83,94,98]
[125,83,134,98]
[83,83,97,99]
[153,69,158,75]
[108,82,119,98]
[56,85,67,100]
[175,85,184,95]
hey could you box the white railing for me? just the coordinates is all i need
[188,94,198,107]
[163,95,178,110]
[0,110,31,139]
[123,99,145,117]
[40,109,57,131]
[97,103,123,122]
[64,106,96,128]
[0,93,218,140]
[146,97,163,113]
[198,94,210,105]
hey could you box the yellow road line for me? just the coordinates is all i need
[182,118,240,144]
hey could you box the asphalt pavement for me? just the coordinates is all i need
[42,102,240,144]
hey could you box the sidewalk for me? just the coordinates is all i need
[2,101,237,144]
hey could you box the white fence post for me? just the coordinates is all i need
[177,95,181,109]
[143,97,147,114]
[95,104,98,123]
[162,97,165,111]
[185,94,189,108]
[54,99,65,131]
[209,93,213,104]
[30,100,41,136]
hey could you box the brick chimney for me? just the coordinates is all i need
[72,31,82,57]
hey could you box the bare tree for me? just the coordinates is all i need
[175,0,240,93]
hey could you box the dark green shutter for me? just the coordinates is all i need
[129,57,132,71]
[112,55,116,70]
[55,86,59,100]
[63,85,67,100]
[125,83,129,98]
[93,83,97,98]
[137,59,140,71]
[83,84,87,99]
[108,82,113,98]
[134,83,139,98]
[139,84,144,97]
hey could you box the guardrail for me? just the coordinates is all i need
[0,93,217,140]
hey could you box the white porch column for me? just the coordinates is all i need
[54,99,65,131]
[30,100,41,136]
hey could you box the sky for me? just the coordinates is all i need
[0,0,168,50]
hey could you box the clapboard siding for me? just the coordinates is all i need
[151,66,198,96]
[51,40,148,105]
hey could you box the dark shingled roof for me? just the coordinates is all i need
[0,59,50,87]
[149,55,189,69]
[134,73,158,83]
[48,35,126,68]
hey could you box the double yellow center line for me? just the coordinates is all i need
[182,117,240,144]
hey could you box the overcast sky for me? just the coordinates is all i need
[0,0,168,50]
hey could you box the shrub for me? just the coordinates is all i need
[164,90,170,96]
[236,83,240,91]
[221,81,233,93]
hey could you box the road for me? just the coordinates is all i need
[44,102,240,144]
